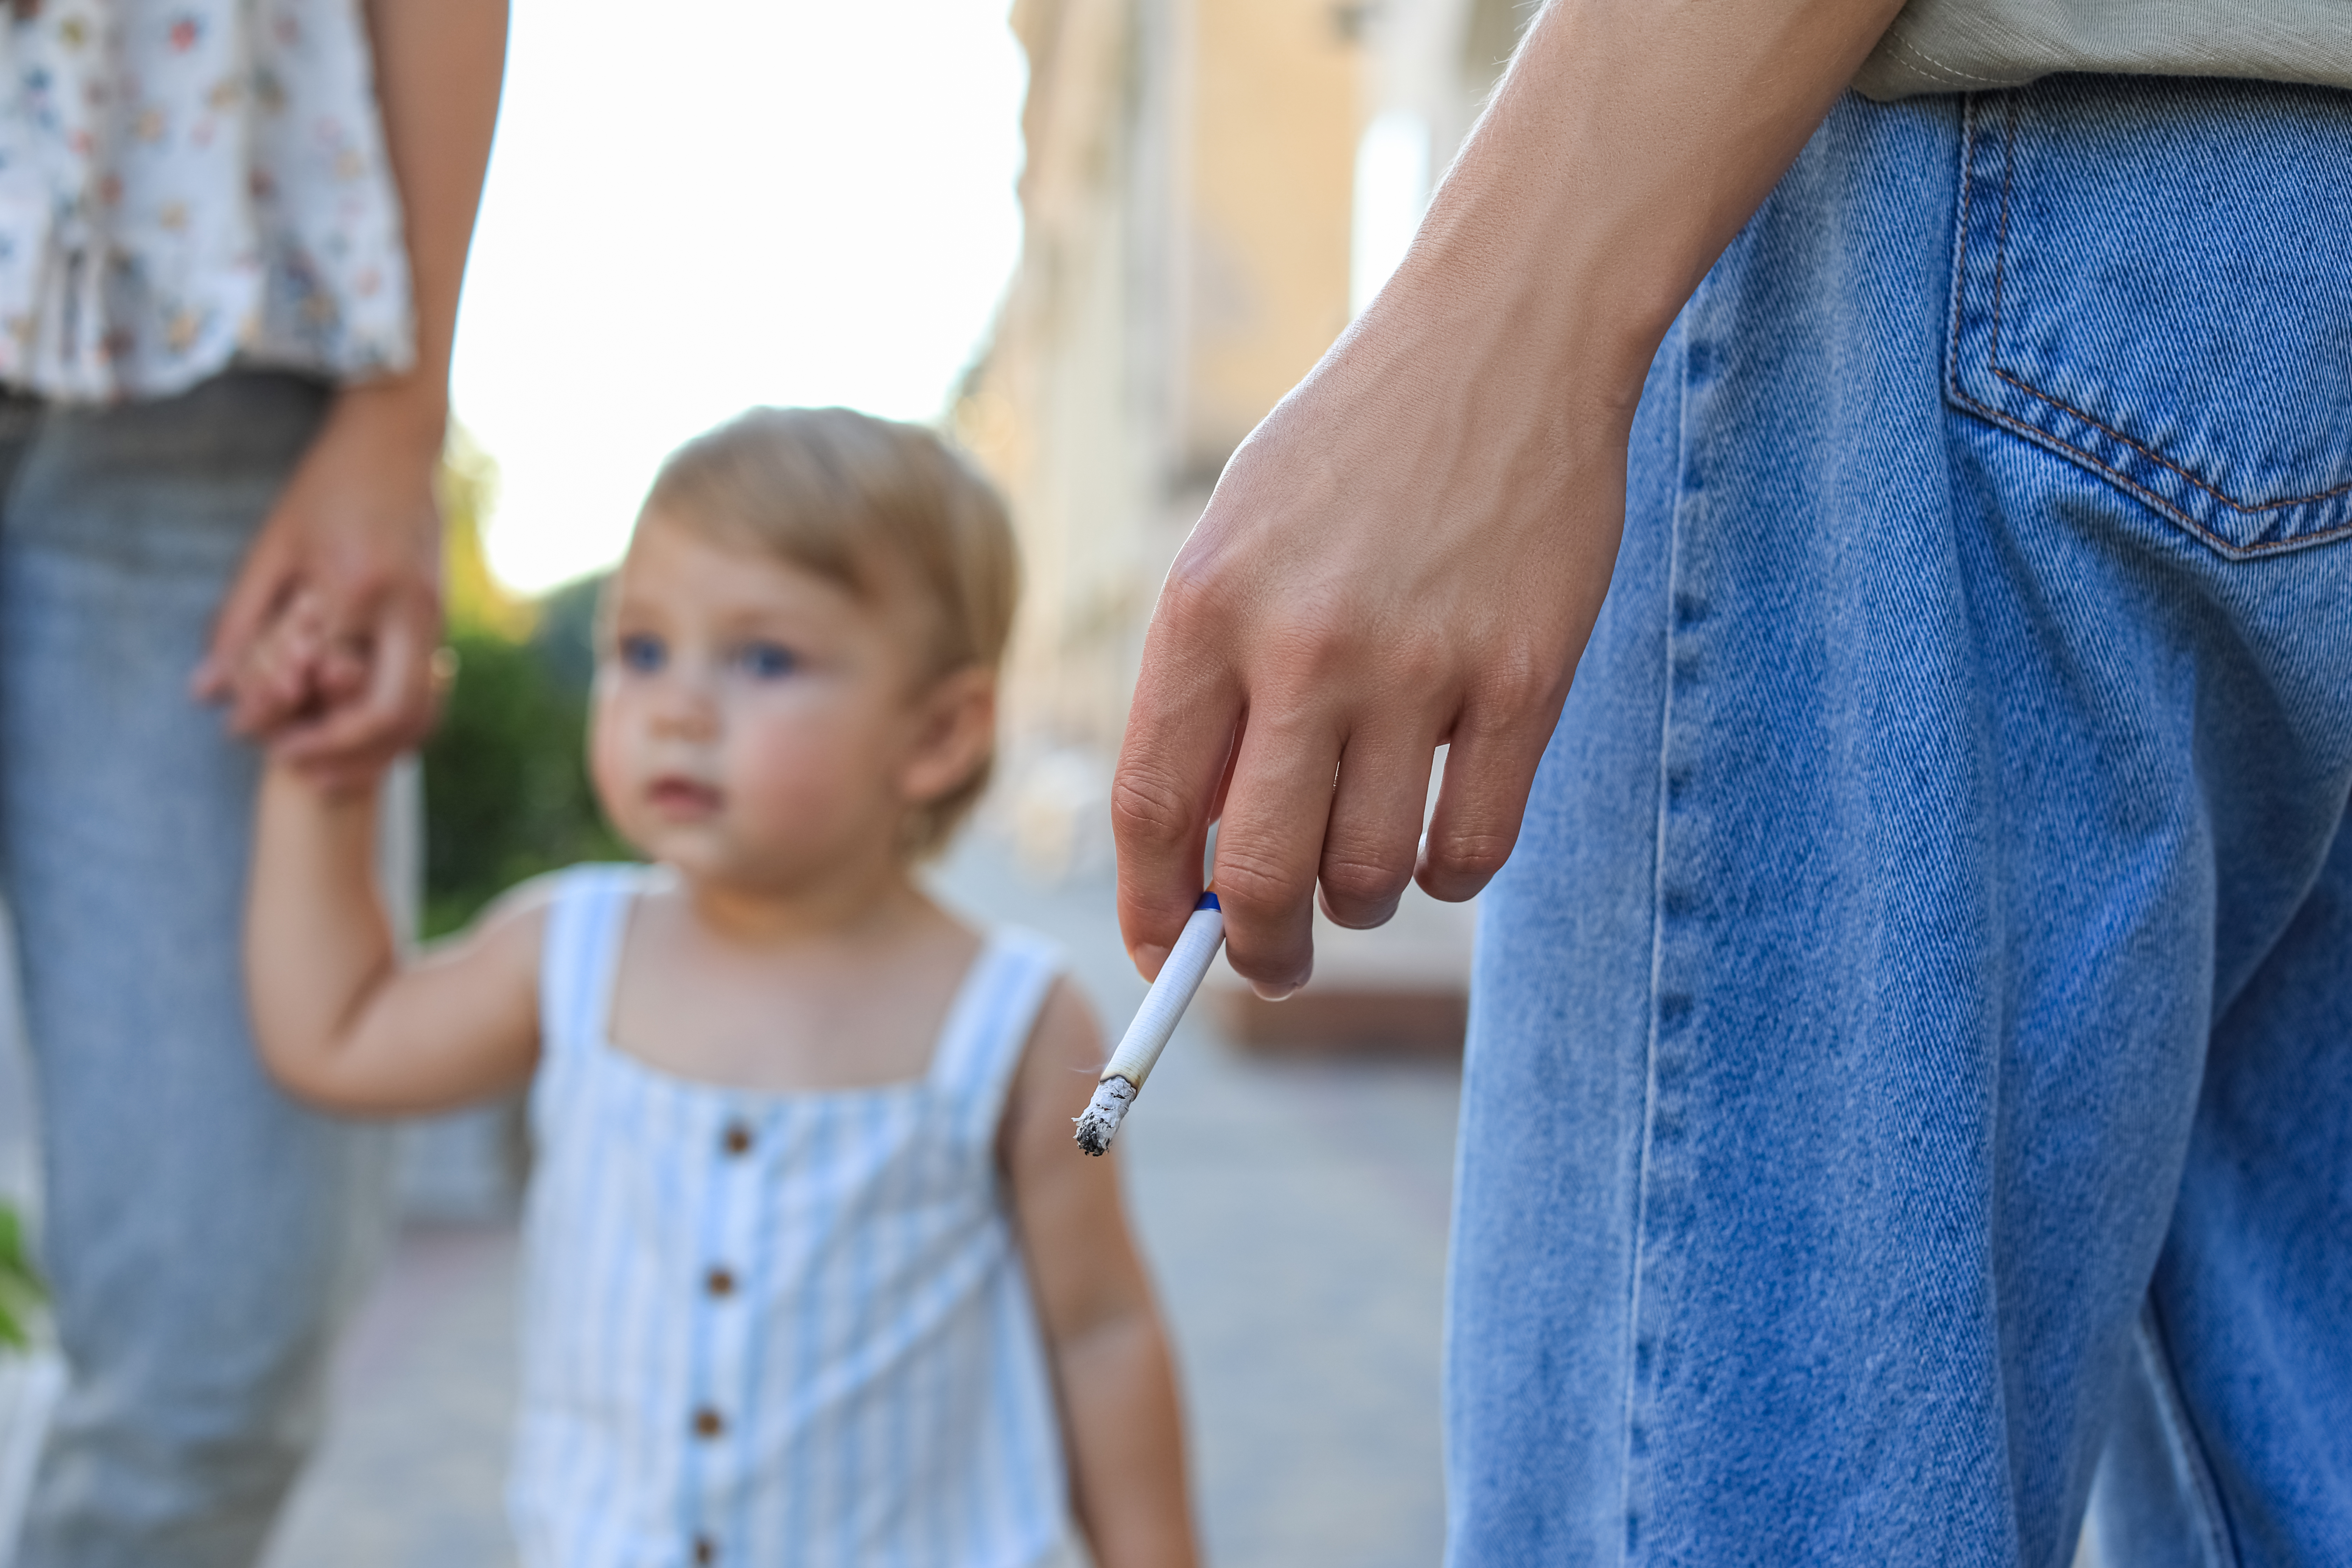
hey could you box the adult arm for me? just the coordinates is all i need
[1112,0,1904,992]
[1003,982,1198,1568]
[196,0,510,782]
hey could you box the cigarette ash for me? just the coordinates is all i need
[1072,1075,1138,1156]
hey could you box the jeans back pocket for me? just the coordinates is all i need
[1947,77,2352,559]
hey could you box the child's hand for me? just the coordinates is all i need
[230,587,329,725]
[194,384,447,778]
[228,589,385,790]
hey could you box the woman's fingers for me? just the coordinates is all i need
[1112,612,1242,980]
[1318,726,1438,930]
[1210,709,1342,997]
[1112,200,1644,997]
[1418,713,1557,903]
[275,592,439,774]
[195,530,298,706]
[219,589,324,735]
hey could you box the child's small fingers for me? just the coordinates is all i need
[218,588,337,736]
[229,679,301,739]
[225,642,290,725]
[272,658,315,715]
[264,637,316,698]
[276,605,433,769]
[315,636,371,702]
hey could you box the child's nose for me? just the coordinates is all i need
[648,672,721,738]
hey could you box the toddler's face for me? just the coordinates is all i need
[589,513,954,892]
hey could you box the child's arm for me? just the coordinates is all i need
[1002,982,1198,1568]
[246,761,545,1115]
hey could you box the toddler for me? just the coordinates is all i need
[243,408,1198,1568]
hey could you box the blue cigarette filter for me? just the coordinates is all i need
[1073,892,1224,1156]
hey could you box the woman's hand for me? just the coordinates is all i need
[192,380,447,786]
[1114,302,1637,997]
[194,0,505,785]
[1111,0,1905,993]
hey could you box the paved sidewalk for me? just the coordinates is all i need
[264,835,1460,1566]
[261,1225,519,1567]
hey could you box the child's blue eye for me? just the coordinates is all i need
[736,641,798,679]
[617,634,666,674]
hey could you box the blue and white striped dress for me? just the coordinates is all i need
[509,866,1074,1568]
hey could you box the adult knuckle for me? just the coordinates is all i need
[1261,600,1367,688]
[1476,643,1566,718]
[1430,825,1518,884]
[1108,768,1194,847]
[1318,850,1408,914]
[1156,549,1245,634]
[1377,618,1449,690]
[1212,843,1307,914]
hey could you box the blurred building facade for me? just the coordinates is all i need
[968,0,1531,817]
[963,0,1531,1030]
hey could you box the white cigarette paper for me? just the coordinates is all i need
[1074,894,1224,1155]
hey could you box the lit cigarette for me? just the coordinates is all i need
[1074,891,1224,1155]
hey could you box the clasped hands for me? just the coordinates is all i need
[191,382,450,790]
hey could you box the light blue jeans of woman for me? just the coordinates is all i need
[0,373,386,1568]
[1448,77,2352,1566]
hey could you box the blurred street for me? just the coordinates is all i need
[261,831,1460,1567]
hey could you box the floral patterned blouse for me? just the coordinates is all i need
[0,0,412,402]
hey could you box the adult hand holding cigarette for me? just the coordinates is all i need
[1074,891,1224,1155]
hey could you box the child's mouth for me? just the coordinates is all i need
[647,776,723,818]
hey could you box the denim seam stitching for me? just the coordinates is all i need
[1974,379,2352,514]
[1978,94,2352,519]
[1890,30,2006,88]
[1947,97,2352,559]
[1617,331,1688,1568]
[1948,93,1981,388]
[1942,386,2352,558]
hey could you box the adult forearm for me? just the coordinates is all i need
[363,0,509,430]
[1381,0,1906,413]
[1115,0,1905,988]
[198,0,506,762]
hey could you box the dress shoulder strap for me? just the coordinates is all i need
[536,863,644,1060]
[926,926,1066,1146]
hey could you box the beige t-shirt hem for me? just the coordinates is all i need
[1855,0,2352,100]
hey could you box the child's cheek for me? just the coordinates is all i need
[729,715,853,840]
[584,691,640,839]
[729,727,819,814]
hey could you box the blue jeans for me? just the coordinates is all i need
[0,373,387,1568]
[1449,78,2352,1566]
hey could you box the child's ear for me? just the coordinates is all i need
[898,666,996,806]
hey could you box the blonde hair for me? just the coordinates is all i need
[639,406,1019,859]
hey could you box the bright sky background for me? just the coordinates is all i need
[451,1,1029,594]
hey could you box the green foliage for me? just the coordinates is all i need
[422,581,627,938]
[0,1203,42,1352]
[531,574,605,699]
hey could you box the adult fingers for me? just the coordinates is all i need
[1317,724,1438,930]
[314,635,373,705]
[1416,706,1559,903]
[276,595,439,771]
[1209,706,1341,998]
[1111,618,1239,981]
[194,528,297,701]
[228,592,339,735]
[226,638,317,737]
